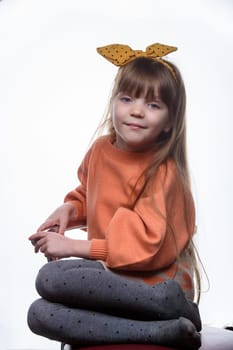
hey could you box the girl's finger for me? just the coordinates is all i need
[58,216,69,235]
[47,225,59,233]
[29,232,47,246]
[37,221,57,232]
[34,237,47,253]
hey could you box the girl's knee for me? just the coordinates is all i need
[35,261,59,298]
[27,298,58,337]
[27,299,43,334]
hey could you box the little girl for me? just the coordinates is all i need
[28,43,202,349]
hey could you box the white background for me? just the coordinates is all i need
[0,0,232,349]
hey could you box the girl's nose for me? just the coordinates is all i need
[130,101,145,118]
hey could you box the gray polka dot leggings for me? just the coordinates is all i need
[27,259,202,349]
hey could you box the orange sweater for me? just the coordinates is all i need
[64,135,196,299]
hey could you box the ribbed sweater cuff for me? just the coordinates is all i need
[90,239,108,261]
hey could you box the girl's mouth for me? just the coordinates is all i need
[125,123,146,129]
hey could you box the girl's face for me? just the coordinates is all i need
[111,92,170,152]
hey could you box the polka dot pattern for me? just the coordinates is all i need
[96,43,177,81]
[28,300,201,349]
[27,259,202,348]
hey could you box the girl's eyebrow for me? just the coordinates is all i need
[146,96,162,102]
[151,92,161,100]
[120,91,132,95]
[118,92,163,103]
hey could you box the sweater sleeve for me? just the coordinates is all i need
[90,160,195,271]
[64,148,91,228]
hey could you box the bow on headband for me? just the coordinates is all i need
[97,43,177,81]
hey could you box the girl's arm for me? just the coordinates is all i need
[29,148,91,258]
[90,160,195,271]
[36,202,79,235]
[29,231,91,260]
[35,146,91,235]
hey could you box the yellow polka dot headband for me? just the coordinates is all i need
[97,43,178,81]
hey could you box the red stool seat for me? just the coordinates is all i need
[63,326,233,350]
[65,346,174,350]
[78,346,172,350]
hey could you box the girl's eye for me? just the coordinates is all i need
[148,102,160,109]
[120,96,132,103]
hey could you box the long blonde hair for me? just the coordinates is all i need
[97,57,201,302]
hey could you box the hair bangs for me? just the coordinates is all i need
[116,71,159,101]
[113,57,167,101]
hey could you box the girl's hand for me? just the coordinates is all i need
[29,231,75,260]
[28,231,91,260]
[37,203,77,235]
